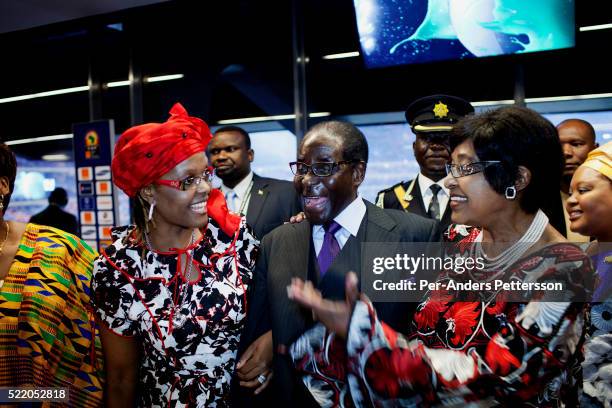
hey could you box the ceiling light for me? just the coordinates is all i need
[218,114,295,124]
[0,86,89,104]
[42,154,70,161]
[579,23,612,32]
[471,92,612,107]
[145,74,184,83]
[308,112,331,118]
[322,51,360,60]
[106,80,131,88]
[525,93,612,103]
[104,74,184,88]
[471,100,515,107]
[5,134,73,145]
[217,112,332,125]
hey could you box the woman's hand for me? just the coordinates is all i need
[287,272,360,339]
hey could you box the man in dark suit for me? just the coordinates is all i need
[376,95,474,234]
[208,125,301,240]
[241,121,438,406]
[29,187,78,236]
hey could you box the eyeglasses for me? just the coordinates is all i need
[446,161,500,178]
[155,167,215,191]
[289,160,361,177]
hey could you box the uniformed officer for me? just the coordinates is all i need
[376,95,474,233]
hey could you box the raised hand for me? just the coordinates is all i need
[286,272,360,339]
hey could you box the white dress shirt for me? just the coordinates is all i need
[220,171,254,215]
[418,173,449,220]
[312,196,367,256]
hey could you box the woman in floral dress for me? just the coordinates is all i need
[287,107,593,407]
[91,103,258,407]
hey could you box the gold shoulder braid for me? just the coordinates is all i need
[393,179,416,211]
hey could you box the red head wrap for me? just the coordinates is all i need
[112,103,211,197]
[112,103,240,236]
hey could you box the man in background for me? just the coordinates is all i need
[30,187,78,236]
[558,118,599,241]
[208,125,301,240]
[376,94,474,234]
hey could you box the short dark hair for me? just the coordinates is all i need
[0,143,17,211]
[557,118,597,144]
[48,187,68,206]
[450,106,564,217]
[214,125,251,149]
[303,121,369,163]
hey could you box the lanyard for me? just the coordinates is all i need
[237,180,254,215]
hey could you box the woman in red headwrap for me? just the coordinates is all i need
[90,104,259,407]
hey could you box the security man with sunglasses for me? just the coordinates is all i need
[376,94,474,234]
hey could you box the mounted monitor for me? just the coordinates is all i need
[354,0,575,68]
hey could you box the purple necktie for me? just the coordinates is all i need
[317,221,342,277]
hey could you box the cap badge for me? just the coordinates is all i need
[433,101,449,118]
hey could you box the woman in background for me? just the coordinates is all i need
[287,106,592,407]
[0,143,103,407]
[91,103,258,407]
[566,141,612,407]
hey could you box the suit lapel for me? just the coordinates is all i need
[274,220,312,346]
[318,202,399,298]
[318,220,365,300]
[365,201,398,236]
[408,178,428,217]
[245,174,269,230]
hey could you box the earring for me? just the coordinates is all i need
[0,194,4,210]
[148,201,156,221]
[505,186,517,200]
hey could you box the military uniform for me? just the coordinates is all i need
[376,178,452,234]
[376,94,474,234]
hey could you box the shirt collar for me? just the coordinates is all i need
[221,171,254,199]
[418,172,449,196]
[312,196,366,237]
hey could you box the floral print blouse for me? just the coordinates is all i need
[581,249,612,407]
[290,225,593,407]
[91,218,258,407]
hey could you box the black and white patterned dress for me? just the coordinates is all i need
[91,218,259,407]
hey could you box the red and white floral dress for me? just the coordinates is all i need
[290,225,593,407]
[91,218,258,407]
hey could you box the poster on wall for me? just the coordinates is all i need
[73,120,119,251]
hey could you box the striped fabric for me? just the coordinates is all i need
[0,223,104,407]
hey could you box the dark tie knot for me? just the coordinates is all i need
[429,184,442,195]
[324,221,342,235]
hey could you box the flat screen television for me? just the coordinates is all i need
[354,0,575,68]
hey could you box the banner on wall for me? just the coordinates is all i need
[73,120,118,252]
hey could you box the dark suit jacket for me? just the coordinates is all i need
[29,205,78,236]
[245,174,301,240]
[377,178,452,235]
[241,201,438,406]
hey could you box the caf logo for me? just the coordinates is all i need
[85,130,100,159]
